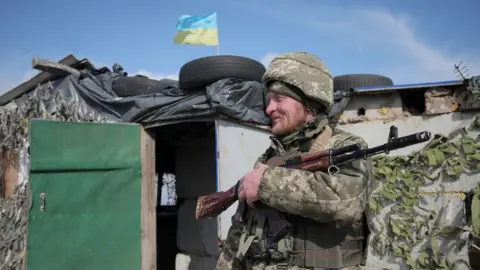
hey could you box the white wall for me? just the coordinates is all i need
[340,93,405,124]
[215,119,272,240]
[340,112,478,155]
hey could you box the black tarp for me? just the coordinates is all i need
[28,69,271,127]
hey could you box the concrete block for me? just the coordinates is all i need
[175,253,218,270]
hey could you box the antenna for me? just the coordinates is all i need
[453,61,472,80]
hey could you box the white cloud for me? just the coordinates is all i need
[354,8,480,83]
[21,70,39,82]
[131,70,179,81]
[260,52,280,67]
[248,2,480,84]
[0,78,19,95]
[0,70,38,95]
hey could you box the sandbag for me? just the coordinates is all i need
[175,253,218,270]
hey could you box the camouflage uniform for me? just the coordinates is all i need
[216,52,373,270]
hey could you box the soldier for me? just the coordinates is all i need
[215,52,373,270]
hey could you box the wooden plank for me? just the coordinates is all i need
[0,54,80,106]
[32,57,81,77]
[2,150,19,198]
[141,127,157,270]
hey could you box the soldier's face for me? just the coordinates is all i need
[266,92,314,136]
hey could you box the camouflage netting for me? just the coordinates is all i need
[467,75,480,100]
[365,113,480,270]
[0,185,28,269]
[0,81,114,270]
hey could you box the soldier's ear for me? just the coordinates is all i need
[304,105,316,117]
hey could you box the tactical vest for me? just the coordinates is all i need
[236,126,368,269]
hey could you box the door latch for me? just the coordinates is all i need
[40,193,46,212]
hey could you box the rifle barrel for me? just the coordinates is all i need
[387,131,431,150]
[332,131,431,165]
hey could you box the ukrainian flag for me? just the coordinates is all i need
[174,12,219,46]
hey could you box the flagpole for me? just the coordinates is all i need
[216,12,220,55]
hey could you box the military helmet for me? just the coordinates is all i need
[262,52,334,111]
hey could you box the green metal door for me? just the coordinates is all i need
[27,120,142,270]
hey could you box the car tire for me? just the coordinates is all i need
[178,55,266,90]
[333,74,393,91]
[112,76,178,97]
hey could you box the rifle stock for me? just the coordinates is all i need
[195,184,238,220]
[195,143,361,220]
[195,126,431,220]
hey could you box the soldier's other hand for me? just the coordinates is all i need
[238,178,246,203]
[255,163,268,170]
[242,165,268,208]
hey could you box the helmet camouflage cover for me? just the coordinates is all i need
[262,52,334,111]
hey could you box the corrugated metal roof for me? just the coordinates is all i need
[0,54,95,106]
[354,79,465,94]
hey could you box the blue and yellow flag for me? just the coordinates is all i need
[174,12,219,46]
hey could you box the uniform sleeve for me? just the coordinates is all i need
[257,135,372,223]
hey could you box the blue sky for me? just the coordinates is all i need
[0,0,479,93]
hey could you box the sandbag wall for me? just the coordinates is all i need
[174,135,220,270]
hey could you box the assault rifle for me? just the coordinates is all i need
[195,126,431,220]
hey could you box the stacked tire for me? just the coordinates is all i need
[178,55,266,90]
[333,74,394,91]
[112,55,265,98]
[112,76,179,97]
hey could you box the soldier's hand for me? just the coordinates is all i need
[241,164,268,208]
[255,163,268,170]
[238,178,246,202]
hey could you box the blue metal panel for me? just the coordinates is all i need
[354,79,464,93]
